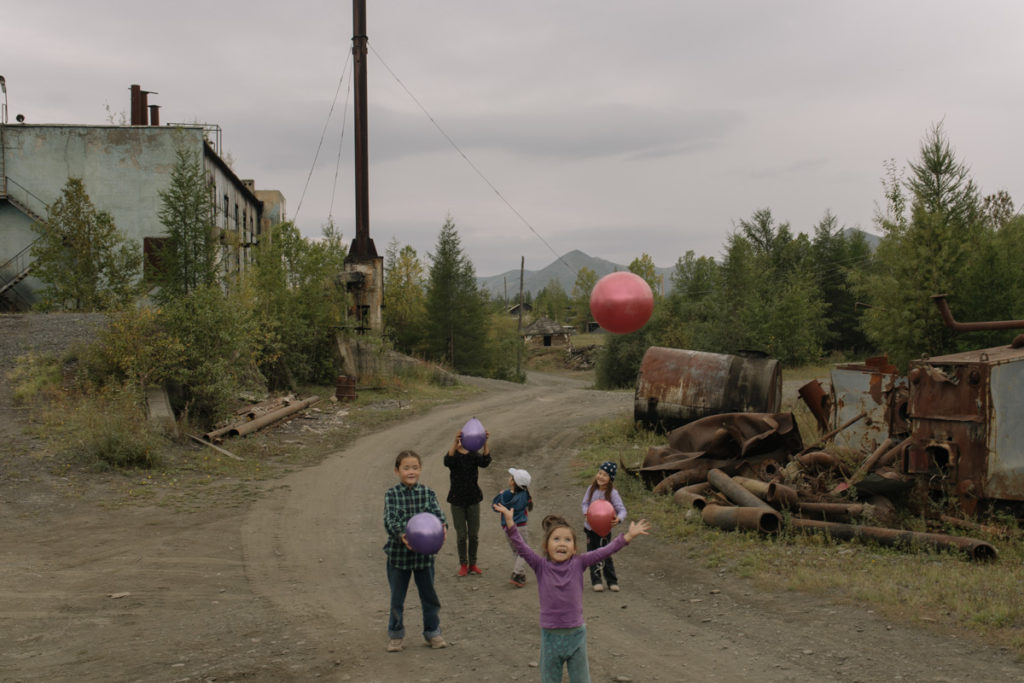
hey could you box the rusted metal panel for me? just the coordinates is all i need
[830,356,907,454]
[905,345,1024,511]
[989,360,1024,499]
[634,347,781,431]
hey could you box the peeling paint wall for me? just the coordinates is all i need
[1,123,269,302]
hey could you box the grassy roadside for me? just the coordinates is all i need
[571,381,1024,657]
[15,360,483,511]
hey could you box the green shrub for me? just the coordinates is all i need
[8,353,64,404]
[61,389,164,469]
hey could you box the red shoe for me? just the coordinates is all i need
[457,564,469,577]
[468,564,483,575]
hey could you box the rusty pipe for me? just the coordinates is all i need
[708,469,775,511]
[797,379,831,433]
[766,482,801,509]
[932,294,1024,332]
[702,503,781,534]
[798,411,867,455]
[652,461,715,495]
[673,482,712,510]
[793,502,866,522]
[851,437,910,483]
[789,518,997,561]
[228,396,321,437]
[733,475,771,500]
[795,451,847,474]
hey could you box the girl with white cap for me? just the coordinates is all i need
[492,467,533,587]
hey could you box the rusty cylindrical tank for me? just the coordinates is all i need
[634,347,782,431]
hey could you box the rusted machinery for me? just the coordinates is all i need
[796,295,1024,517]
[901,295,1024,516]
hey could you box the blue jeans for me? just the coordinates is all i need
[386,562,441,641]
[540,626,590,682]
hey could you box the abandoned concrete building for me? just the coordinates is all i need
[0,85,285,310]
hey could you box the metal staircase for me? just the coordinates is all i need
[0,177,48,310]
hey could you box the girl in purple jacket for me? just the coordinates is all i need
[493,502,650,683]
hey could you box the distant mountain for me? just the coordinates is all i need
[845,227,881,250]
[479,231,879,301]
[477,250,675,301]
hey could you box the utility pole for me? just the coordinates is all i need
[340,0,384,336]
[516,256,524,377]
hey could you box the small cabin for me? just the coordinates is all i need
[522,316,574,347]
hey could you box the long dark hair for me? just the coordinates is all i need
[585,473,615,504]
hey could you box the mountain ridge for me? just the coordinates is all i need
[475,228,879,301]
[476,249,674,301]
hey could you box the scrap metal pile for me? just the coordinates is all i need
[627,410,997,561]
[626,296,1024,562]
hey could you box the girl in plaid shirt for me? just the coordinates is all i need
[383,450,449,652]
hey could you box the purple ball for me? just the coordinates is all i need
[461,417,486,452]
[405,512,444,555]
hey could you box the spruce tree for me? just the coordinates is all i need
[423,216,488,374]
[154,148,219,304]
[30,177,141,310]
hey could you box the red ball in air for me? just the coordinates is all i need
[589,272,654,334]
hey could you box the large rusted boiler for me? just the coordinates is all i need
[902,296,1024,515]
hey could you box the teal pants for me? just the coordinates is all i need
[540,625,589,682]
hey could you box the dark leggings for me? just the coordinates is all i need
[585,528,617,586]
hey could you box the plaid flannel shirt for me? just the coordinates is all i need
[383,482,447,570]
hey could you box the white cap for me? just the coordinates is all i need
[508,467,531,488]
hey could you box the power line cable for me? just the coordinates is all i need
[328,62,354,222]
[295,51,352,226]
[368,43,578,279]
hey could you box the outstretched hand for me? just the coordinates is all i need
[492,502,514,527]
[624,519,651,543]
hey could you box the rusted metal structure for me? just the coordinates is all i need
[828,355,909,454]
[335,375,357,401]
[634,347,782,431]
[340,0,384,336]
[903,297,1024,515]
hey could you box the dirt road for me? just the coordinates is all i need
[3,370,1023,682]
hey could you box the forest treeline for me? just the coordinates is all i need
[384,123,1024,387]
[25,124,1024,430]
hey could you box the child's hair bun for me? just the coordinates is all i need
[541,514,570,532]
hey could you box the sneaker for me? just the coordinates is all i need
[428,635,448,649]
[592,584,604,592]
[457,564,469,577]
[387,638,403,652]
[509,574,525,588]
[468,564,483,575]
[609,584,620,592]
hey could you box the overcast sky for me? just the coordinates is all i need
[5,1,1024,277]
